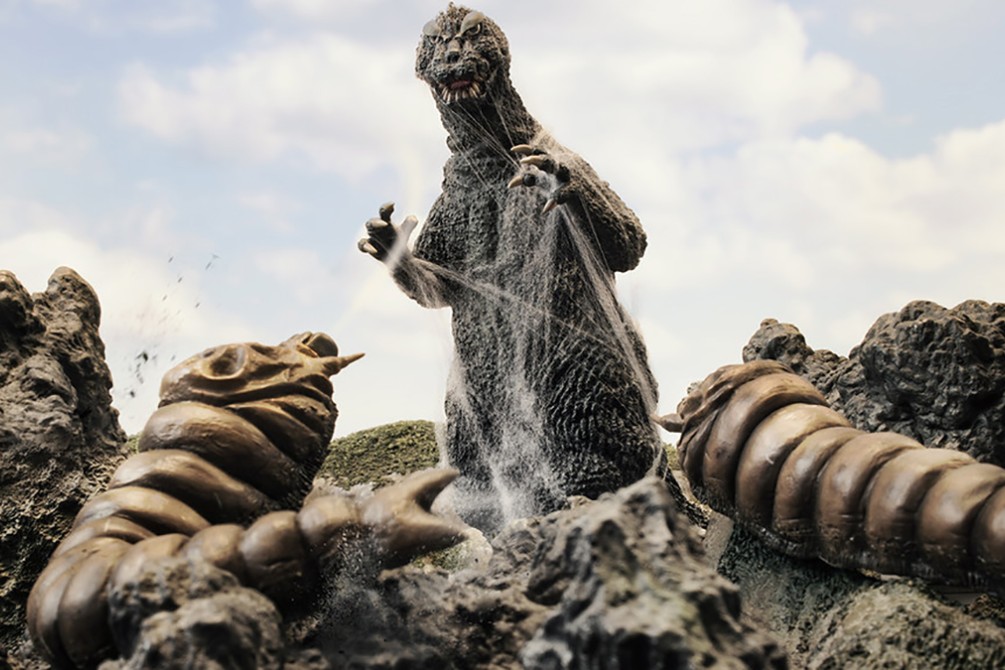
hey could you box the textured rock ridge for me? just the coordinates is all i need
[0,268,127,655]
[717,523,1005,669]
[308,478,784,669]
[100,557,293,670]
[743,300,1005,465]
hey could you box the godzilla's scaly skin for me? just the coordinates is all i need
[363,5,660,531]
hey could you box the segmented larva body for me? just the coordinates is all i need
[676,359,1005,591]
[26,332,464,669]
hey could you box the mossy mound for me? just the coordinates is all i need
[320,420,440,488]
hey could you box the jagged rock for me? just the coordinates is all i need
[743,300,1005,464]
[0,268,128,652]
[309,478,784,669]
[102,557,295,670]
[716,522,1005,669]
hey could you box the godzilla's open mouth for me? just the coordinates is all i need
[437,75,485,104]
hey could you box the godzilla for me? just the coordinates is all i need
[359,4,662,532]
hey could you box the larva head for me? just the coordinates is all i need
[415,4,510,107]
[158,332,363,407]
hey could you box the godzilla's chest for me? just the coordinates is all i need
[436,180,551,273]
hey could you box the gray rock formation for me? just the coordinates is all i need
[308,477,784,669]
[716,522,1005,669]
[0,268,127,656]
[743,300,1005,465]
[102,557,295,670]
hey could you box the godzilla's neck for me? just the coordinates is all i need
[438,82,541,159]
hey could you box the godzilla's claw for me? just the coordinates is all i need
[362,468,469,568]
[378,201,395,222]
[510,144,540,157]
[359,202,417,264]
[400,215,418,239]
[358,239,379,257]
[519,154,556,173]
[507,172,537,189]
[509,145,573,213]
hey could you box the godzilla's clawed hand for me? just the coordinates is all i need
[360,467,469,568]
[358,202,418,262]
[509,145,573,214]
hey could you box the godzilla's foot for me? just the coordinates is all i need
[360,467,470,568]
[509,144,573,214]
[357,202,418,262]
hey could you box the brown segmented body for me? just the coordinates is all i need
[676,359,1005,590]
[26,332,465,669]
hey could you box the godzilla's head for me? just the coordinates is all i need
[158,332,363,407]
[415,4,510,107]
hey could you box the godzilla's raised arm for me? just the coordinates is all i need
[358,202,451,308]
[510,144,647,272]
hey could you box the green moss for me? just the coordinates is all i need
[320,420,440,488]
[664,442,680,471]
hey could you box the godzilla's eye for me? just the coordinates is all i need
[422,19,441,38]
[458,10,485,37]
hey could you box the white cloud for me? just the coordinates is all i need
[509,0,881,163]
[249,0,380,21]
[236,190,298,233]
[29,0,215,33]
[31,0,79,8]
[660,119,1005,289]
[2,125,92,166]
[850,9,893,35]
[117,0,878,204]
[118,33,444,204]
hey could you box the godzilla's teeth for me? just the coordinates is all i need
[471,81,481,97]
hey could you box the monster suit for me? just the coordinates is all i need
[361,5,660,532]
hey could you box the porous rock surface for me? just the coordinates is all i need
[20,477,781,669]
[715,522,1005,669]
[0,268,128,657]
[743,300,1005,465]
[100,557,314,670]
[309,477,784,669]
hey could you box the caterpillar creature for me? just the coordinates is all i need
[26,332,467,669]
[672,359,1005,592]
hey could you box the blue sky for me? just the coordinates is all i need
[2,0,1003,437]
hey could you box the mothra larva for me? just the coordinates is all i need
[26,332,466,670]
[673,359,1005,591]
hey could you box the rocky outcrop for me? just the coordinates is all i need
[102,557,293,670]
[715,521,1005,669]
[743,300,1005,465]
[307,477,784,669]
[0,268,127,655]
[710,300,1005,667]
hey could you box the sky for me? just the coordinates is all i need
[1,0,1003,438]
